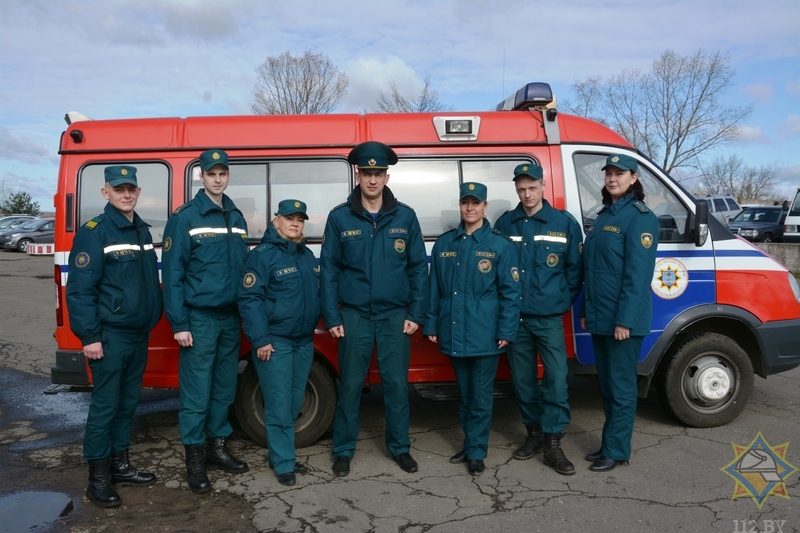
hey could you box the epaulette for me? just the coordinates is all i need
[493,229,513,242]
[83,216,104,230]
[254,243,274,254]
[330,202,348,212]
[633,200,650,213]
[172,202,191,215]
[561,209,579,225]
[396,200,414,211]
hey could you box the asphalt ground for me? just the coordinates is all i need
[0,250,798,533]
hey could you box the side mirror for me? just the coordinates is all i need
[694,200,709,247]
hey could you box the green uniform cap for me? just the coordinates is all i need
[601,154,638,173]
[199,149,229,171]
[460,182,487,202]
[513,163,543,181]
[276,199,309,219]
[104,165,138,186]
[348,141,398,171]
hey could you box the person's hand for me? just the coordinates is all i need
[83,342,103,360]
[328,325,344,338]
[174,331,193,347]
[580,317,587,331]
[256,344,275,361]
[614,325,631,341]
[497,339,510,349]
[403,320,419,335]
[427,335,438,343]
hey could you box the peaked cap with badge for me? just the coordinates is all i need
[601,154,638,173]
[104,165,138,187]
[460,182,487,202]
[513,163,543,181]
[199,149,229,171]
[347,141,398,172]
[276,199,309,220]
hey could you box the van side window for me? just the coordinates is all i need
[572,153,689,243]
[725,198,740,211]
[389,159,527,237]
[190,160,349,242]
[714,198,727,212]
[78,162,170,243]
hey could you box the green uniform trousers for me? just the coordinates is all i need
[179,310,240,445]
[506,316,571,434]
[254,341,314,476]
[592,334,642,461]
[84,328,149,461]
[451,354,500,460]
[332,310,410,458]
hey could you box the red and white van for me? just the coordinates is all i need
[51,83,800,447]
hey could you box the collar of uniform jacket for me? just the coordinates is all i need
[195,188,240,215]
[454,220,494,241]
[348,184,398,218]
[509,198,555,223]
[104,201,148,230]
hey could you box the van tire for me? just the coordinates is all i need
[234,356,337,448]
[656,333,754,427]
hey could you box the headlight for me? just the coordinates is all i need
[786,225,798,233]
[740,230,758,237]
[789,273,800,303]
[10,233,21,237]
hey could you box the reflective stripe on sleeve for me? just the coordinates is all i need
[533,235,567,244]
[189,227,229,236]
[104,244,141,254]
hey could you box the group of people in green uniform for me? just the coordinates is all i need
[66,140,658,506]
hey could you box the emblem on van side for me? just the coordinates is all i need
[651,258,688,299]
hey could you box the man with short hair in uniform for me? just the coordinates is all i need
[494,163,584,476]
[67,165,163,507]
[320,141,428,476]
[162,149,250,494]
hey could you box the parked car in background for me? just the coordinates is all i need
[784,188,800,244]
[727,206,788,243]
[0,218,54,252]
[695,195,742,224]
[0,217,36,229]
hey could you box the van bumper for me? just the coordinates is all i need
[782,234,800,243]
[51,350,91,386]
[757,319,800,375]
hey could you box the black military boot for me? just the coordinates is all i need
[110,449,157,487]
[205,437,249,473]
[185,444,212,494]
[513,423,544,460]
[543,433,575,476]
[87,458,122,507]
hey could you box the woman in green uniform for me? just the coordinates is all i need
[424,182,521,475]
[580,154,659,472]
[238,200,320,486]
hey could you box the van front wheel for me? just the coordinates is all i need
[234,356,337,448]
[656,333,754,427]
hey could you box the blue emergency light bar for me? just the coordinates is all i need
[496,82,554,111]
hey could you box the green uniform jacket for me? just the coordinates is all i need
[162,189,249,332]
[494,199,584,317]
[320,185,428,328]
[580,192,659,336]
[66,203,162,345]
[238,224,320,348]
[423,222,521,357]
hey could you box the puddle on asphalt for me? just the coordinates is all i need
[0,491,73,532]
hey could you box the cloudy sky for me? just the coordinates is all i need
[1,0,798,209]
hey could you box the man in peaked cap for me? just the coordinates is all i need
[494,162,584,476]
[67,165,163,507]
[320,141,428,476]
[162,149,251,494]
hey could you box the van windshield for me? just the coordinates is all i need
[731,208,780,223]
[790,190,800,216]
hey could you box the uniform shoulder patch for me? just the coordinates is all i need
[560,209,579,225]
[83,216,104,230]
[172,202,192,215]
[493,229,513,242]
[254,243,274,254]
[633,201,650,213]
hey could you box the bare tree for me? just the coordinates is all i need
[251,51,349,114]
[376,75,451,112]
[564,49,752,175]
[698,154,777,200]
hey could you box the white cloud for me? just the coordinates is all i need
[733,125,767,143]
[786,79,800,95]
[744,84,773,102]
[341,57,424,112]
[778,115,800,138]
[0,128,58,165]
